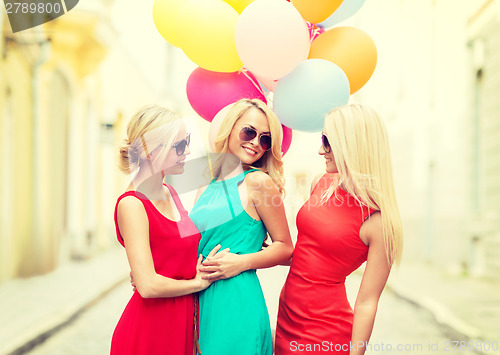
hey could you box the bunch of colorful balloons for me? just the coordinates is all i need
[153,0,375,153]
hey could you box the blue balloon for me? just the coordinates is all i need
[273,59,350,132]
[319,0,366,28]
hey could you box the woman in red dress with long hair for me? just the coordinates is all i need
[275,104,403,355]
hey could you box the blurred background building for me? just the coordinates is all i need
[0,0,195,283]
[0,0,498,301]
[355,0,500,280]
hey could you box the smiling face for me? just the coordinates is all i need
[319,133,338,173]
[227,107,271,165]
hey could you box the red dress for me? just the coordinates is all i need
[275,174,374,354]
[110,185,201,355]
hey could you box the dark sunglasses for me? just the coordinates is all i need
[172,133,191,156]
[239,126,272,151]
[322,134,331,153]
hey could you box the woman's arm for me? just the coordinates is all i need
[200,172,293,281]
[117,196,216,298]
[350,212,391,355]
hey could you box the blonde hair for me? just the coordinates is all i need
[118,105,181,174]
[213,99,285,195]
[321,104,403,265]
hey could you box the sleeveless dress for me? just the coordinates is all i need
[275,173,375,354]
[189,169,273,355]
[111,185,201,355]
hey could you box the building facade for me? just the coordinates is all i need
[0,0,169,283]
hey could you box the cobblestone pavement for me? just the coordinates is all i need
[25,270,491,355]
[366,288,482,355]
[26,281,130,355]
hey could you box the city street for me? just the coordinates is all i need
[2,2,499,355]
[25,270,483,355]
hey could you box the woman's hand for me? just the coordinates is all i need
[199,249,249,281]
[129,244,229,293]
[129,255,215,292]
[194,254,213,290]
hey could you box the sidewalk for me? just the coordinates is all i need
[386,261,500,343]
[260,261,500,346]
[1,249,498,354]
[0,247,129,355]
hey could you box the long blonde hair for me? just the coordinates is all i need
[213,99,285,195]
[118,105,182,174]
[322,104,403,265]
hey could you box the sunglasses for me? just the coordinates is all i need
[172,133,191,156]
[239,126,272,151]
[322,134,331,153]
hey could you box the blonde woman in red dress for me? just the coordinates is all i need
[111,105,220,355]
[275,104,403,355]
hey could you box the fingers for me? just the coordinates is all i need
[196,254,203,268]
[210,251,229,260]
[199,265,220,273]
[201,258,219,266]
[204,248,230,264]
[202,272,223,281]
[206,244,222,259]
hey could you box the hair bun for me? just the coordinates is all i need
[119,139,139,173]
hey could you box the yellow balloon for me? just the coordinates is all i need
[291,0,344,23]
[222,0,254,14]
[152,0,189,48]
[177,0,243,73]
[309,26,377,94]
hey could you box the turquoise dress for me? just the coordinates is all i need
[190,169,273,355]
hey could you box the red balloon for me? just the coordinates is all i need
[281,124,292,156]
[186,67,266,122]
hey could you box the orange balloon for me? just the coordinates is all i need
[291,0,344,24]
[308,26,377,94]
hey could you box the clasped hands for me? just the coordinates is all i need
[198,245,247,282]
[129,244,246,292]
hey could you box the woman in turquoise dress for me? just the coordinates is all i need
[190,99,294,355]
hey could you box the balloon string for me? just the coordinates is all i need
[240,68,267,100]
[309,24,323,44]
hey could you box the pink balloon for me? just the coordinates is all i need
[208,103,235,152]
[235,0,310,80]
[281,124,292,156]
[187,67,266,122]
